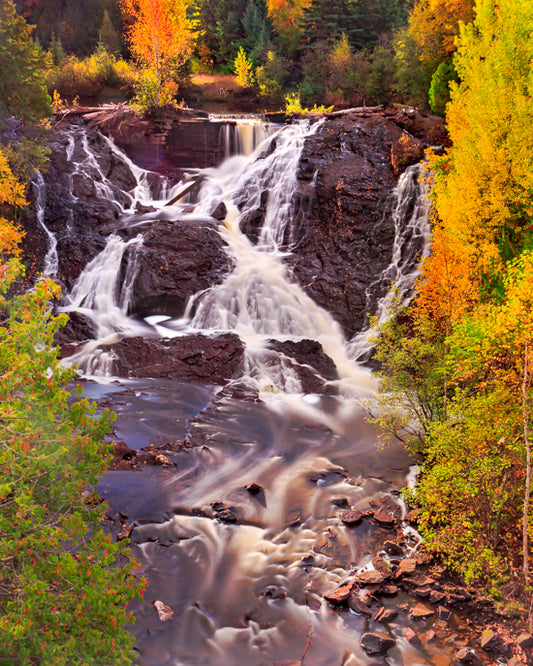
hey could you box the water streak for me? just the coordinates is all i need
[31,171,58,278]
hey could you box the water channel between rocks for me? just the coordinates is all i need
[35,115,471,665]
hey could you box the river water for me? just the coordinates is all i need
[41,117,470,664]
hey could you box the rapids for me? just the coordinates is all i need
[36,116,471,664]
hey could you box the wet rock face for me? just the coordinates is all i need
[110,333,245,384]
[266,339,338,394]
[286,114,404,338]
[123,219,234,319]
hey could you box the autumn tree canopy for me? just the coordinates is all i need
[122,0,196,104]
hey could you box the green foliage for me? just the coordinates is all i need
[99,9,122,57]
[0,0,51,123]
[428,60,456,116]
[415,388,521,586]
[370,307,448,452]
[22,0,123,57]
[191,0,271,70]
[392,25,432,108]
[49,33,65,67]
[256,50,288,100]
[284,92,332,114]
[0,280,144,664]
[131,69,179,114]
[0,146,145,665]
[373,2,533,593]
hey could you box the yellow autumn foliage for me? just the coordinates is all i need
[0,146,26,260]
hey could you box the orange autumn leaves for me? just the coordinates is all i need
[0,147,26,293]
[121,0,195,103]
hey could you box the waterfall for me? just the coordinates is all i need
[46,117,460,666]
[60,120,430,401]
[350,163,431,362]
[31,171,58,278]
[209,115,276,158]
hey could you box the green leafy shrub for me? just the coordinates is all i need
[0,146,145,665]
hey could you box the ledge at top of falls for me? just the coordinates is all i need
[51,103,446,175]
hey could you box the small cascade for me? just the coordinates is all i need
[63,234,145,338]
[31,171,58,278]
[209,114,276,158]
[350,163,431,361]
[66,125,170,215]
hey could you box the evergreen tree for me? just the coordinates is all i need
[0,0,50,123]
[99,8,121,56]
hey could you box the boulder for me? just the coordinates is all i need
[360,631,396,655]
[110,333,245,384]
[410,602,436,619]
[125,218,234,319]
[340,509,363,526]
[324,580,354,604]
[265,339,339,394]
[356,570,386,586]
[391,131,425,175]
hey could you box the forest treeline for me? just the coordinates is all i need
[7,0,473,113]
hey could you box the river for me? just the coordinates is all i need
[36,114,474,664]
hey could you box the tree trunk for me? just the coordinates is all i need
[522,340,531,583]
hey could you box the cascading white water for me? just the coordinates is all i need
[350,163,430,361]
[62,120,430,406]
[31,171,58,278]
[63,234,145,338]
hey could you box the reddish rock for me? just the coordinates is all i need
[405,508,422,523]
[429,590,446,604]
[154,600,174,622]
[480,629,500,650]
[517,633,533,650]
[357,570,386,586]
[324,580,354,604]
[456,647,481,664]
[373,509,396,526]
[410,602,436,619]
[437,605,451,621]
[391,131,425,175]
[396,558,417,576]
[384,540,404,556]
[372,555,392,577]
[340,509,363,526]
[111,333,245,384]
[348,591,372,617]
[246,482,263,494]
[373,606,398,623]
[405,627,421,645]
